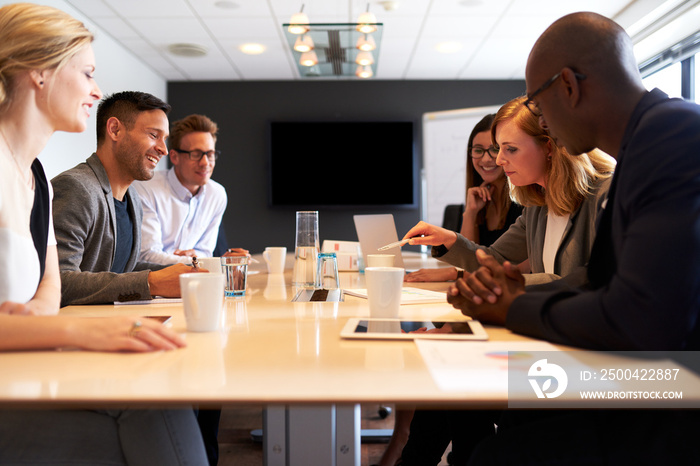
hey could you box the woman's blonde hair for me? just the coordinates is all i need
[0,3,93,111]
[491,96,615,216]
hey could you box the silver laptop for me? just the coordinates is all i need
[353,214,405,268]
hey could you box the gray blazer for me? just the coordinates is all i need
[434,177,612,286]
[52,153,165,306]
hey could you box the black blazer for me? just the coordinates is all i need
[506,89,700,351]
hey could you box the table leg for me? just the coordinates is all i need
[336,404,361,466]
[263,406,286,466]
[262,404,361,466]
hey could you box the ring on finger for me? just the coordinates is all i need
[128,320,143,338]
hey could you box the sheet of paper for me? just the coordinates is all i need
[114,298,182,306]
[343,287,445,304]
[414,340,560,392]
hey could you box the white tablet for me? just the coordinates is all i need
[340,318,488,341]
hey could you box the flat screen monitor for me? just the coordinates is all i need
[268,121,417,208]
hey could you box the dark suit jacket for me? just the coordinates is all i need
[507,89,700,350]
[52,154,164,306]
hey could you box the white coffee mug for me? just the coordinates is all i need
[367,254,395,267]
[197,257,223,274]
[180,273,225,332]
[263,247,287,274]
[365,267,405,318]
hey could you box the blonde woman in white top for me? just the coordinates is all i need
[0,4,207,464]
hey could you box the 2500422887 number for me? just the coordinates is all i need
[600,368,679,381]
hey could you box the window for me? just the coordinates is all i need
[639,31,700,102]
[643,61,682,98]
[696,55,700,103]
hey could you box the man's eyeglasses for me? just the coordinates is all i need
[174,149,220,162]
[524,70,587,117]
[471,146,498,159]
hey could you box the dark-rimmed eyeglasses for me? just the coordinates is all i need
[524,70,587,117]
[174,149,220,162]
[470,146,498,159]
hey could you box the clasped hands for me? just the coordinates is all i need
[401,222,526,325]
[447,249,526,325]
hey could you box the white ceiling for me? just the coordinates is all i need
[63,0,670,82]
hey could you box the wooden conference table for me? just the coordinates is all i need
[1,252,698,465]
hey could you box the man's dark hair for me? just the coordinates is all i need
[96,91,171,144]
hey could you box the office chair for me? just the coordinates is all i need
[442,204,465,233]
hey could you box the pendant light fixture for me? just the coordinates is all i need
[356,4,378,34]
[282,3,382,78]
[355,65,373,78]
[288,4,310,35]
[356,34,376,52]
[299,50,319,66]
[294,34,315,53]
[355,51,374,66]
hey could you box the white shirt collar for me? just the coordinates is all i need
[166,167,207,201]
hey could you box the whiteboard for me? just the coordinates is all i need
[422,105,501,227]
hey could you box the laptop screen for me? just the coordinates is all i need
[353,214,405,268]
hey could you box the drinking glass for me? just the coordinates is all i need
[315,252,340,289]
[221,256,248,297]
[292,211,319,287]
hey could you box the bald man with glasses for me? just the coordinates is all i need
[444,11,700,465]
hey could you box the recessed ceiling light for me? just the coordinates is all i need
[435,41,463,54]
[459,0,483,6]
[168,43,208,57]
[215,1,239,9]
[239,43,266,55]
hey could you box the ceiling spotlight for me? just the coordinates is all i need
[168,43,208,57]
[239,43,266,55]
[299,50,318,66]
[355,65,373,78]
[355,51,374,66]
[288,5,310,35]
[356,34,376,52]
[294,35,314,53]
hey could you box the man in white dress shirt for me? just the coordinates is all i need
[134,114,228,265]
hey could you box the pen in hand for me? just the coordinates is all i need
[191,257,199,270]
[378,237,417,251]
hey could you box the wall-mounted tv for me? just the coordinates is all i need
[268,121,417,209]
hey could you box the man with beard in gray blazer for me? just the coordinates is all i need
[52,91,199,307]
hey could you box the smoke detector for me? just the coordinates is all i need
[378,1,399,11]
[168,43,208,57]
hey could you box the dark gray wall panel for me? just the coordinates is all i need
[167,80,525,254]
